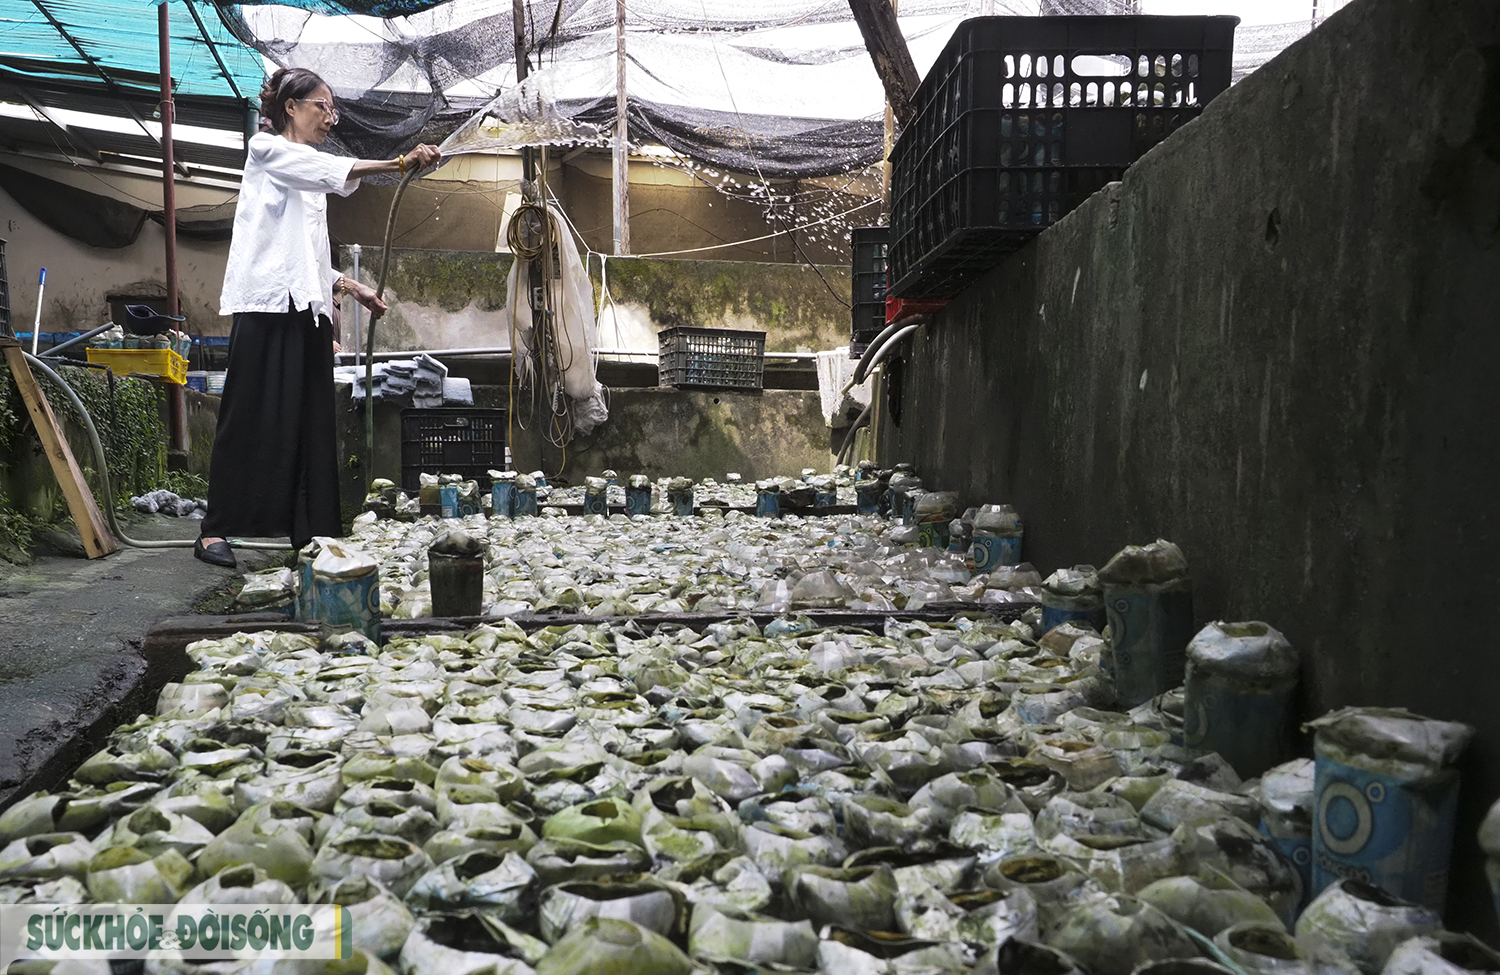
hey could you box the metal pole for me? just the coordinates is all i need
[350,243,362,367]
[881,0,897,214]
[514,0,535,184]
[160,2,188,455]
[613,0,630,255]
[30,268,45,355]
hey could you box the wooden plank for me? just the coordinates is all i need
[0,335,18,349]
[847,0,921,126]
[2,345,117,558]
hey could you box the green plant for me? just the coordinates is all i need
[0,362,168,550]
[43,365,166,504]
[0,481,43,559]
[159,469,209,499]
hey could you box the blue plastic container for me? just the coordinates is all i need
[584,491,608,516]
[625,484,653,516]
[491,481,515,519]
[513,483,538,517]
[439,484,480,518]
[756,489,781,518]
[313,570,381,644]
[1307,708,1474,911]
[668,487,694,517]
[970,532,1022,572]
[295,547,318,622]
[1183,621,1299,779]
[1258,758,1315,916]
[855,482,882,514]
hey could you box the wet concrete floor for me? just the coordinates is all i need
[0,513,286,809]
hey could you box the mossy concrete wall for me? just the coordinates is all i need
[879,0,1500,933]
[338,248,515,353]
[509,388,831,484]
[337,248,851,355]
[597,258,849,353]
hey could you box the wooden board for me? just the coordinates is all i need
[2,345,117,558]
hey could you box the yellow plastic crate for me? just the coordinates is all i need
[85,348,188,385]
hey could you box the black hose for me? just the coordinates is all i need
[363,165,421,493]
[850,313,929,389]
[836,399,874,466]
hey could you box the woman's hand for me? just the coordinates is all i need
[347,278,388,319]
[406,144,441,172]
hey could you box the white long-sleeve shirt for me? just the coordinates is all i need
[220,132,360,321]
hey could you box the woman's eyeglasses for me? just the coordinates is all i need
[294,98,340,124]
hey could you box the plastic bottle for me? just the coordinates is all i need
[1482,799,1500,929]
[914,491,958,547]
[888,471,921,524]
[811,476,838,509]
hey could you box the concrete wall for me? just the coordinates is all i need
[338,247,853,355]
[512,388,832,485]
[0,155,235,337]
[877,0,1500,933]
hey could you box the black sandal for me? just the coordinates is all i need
[194,536,237,568]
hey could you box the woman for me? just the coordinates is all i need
[196,68,440,567]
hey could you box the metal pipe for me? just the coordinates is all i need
[39,322,113,358]
[29,268,44,355]
[350,243,362,367]
[159,4,188,457]
[612,0,630,255]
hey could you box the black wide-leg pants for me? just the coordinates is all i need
[201,307,341,549]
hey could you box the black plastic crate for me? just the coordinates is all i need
[400,408,507,493]
[850,226,890,357]
[658,326,766,390]
[890,15,1238,299]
